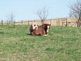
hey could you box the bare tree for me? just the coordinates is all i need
[1,20,3,26]
[37,8,48,24]
[10,13,15,25]
[70,0,81,27]
[7,12,15,27]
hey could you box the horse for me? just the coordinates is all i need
[29,24,50,36]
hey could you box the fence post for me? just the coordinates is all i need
[65,18,68,27]
[21,20,23,25]
[28,21,29,25]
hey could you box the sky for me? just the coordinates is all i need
[0,0,76,21]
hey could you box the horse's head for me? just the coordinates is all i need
[29,24,38,35]
[32,24,38,30]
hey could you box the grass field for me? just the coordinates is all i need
[0,25,81,61]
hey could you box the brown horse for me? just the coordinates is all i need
[29,24,50,36]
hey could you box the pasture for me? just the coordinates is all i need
[0,25,81,61]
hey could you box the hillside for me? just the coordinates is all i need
[0,25,81,61]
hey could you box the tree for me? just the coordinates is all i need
[9,13,15,25]
[1,20,3,26]
[70,0,81,27]
[7,12,15,27]
[37,7,48,24]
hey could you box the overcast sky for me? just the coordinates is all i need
[0,0,76,21]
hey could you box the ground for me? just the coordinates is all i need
[0,25,81,61]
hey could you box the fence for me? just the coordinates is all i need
[0,18,78,27]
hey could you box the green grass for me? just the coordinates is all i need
[0,25,81,61]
